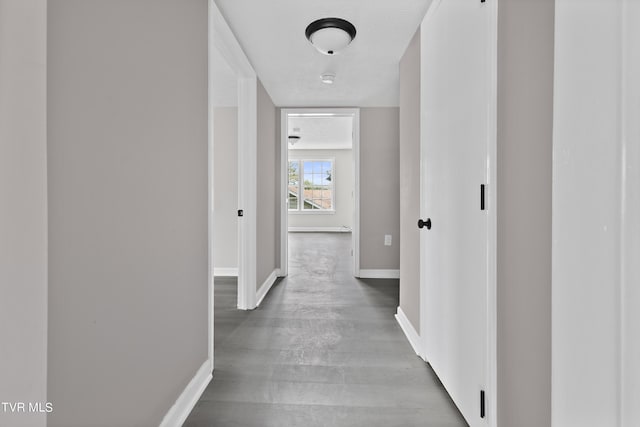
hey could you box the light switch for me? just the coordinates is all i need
[384,235,392,246]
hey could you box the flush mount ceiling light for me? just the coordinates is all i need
[305,18,356,55]
[321,73,336,84]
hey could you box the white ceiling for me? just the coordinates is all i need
[288,116,353,150]
[214,0,433,107]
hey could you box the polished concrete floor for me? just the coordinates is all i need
[184,233,467,427]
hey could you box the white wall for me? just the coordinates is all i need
[553,1,639,425]
[288,149,354,231]
[214,107,238,272]
[47,1,209,425]
[0,1,48,426]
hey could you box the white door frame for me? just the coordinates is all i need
[486,0,498,422]
[418,0,497,425]
[622,1,640,423]
[208,0,258,374]
[279,108,360,277]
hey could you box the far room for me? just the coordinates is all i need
[284,110,357,276]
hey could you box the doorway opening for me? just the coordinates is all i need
[211,44,239,282]
[279,109,360,277]
[208,0,260,377]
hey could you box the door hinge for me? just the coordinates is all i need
[238,209,244,217]
[480,184,486,211]
[480,390,486,419]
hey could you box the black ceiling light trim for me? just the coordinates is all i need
[305,18,357,55]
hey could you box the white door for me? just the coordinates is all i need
[420,0,494,425]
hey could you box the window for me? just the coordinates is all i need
[288,159,334,212]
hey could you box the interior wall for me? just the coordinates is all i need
[288,148,354,230]
[214,107,238,271]
[497,1,554,426]
[0,1,48,426]
[398,29,421,333]
[552,1,637,425]
[622,2,640,424]
[47,1,209,426]
[359,107,400,271]
[256,79,279,288]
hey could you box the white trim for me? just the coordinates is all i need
[288,210,336,215]
[419,0,440,372]
[280,108,360,279]
[279,111,289,277]
[620,2,639,423]
[213,268,238,277]
[358,269,400,279]
[237,77,258,310]
[486,0,499,425]
[256,269,279,307]
[288,227,352,233]
[395,307,423,359]
[207,0,215,370]
[353,110,361,278]
[158,359,212,427]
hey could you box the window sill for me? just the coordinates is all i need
[288,210,336,215]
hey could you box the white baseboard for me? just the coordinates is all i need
[159,359,212,427]
[395,307,423,359]
[288,226,352,233]
[256,269,279,307]
[213,267,238,277]
[358,269,400,279]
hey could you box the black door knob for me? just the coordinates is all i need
[418,218,431,230]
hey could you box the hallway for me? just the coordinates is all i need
[185,233,466,426]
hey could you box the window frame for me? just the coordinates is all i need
[287,158,336,214]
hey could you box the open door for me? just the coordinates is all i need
[419,0,496,425]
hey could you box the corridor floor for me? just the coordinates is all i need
[184,233,467,427]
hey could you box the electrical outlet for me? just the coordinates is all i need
[384,235,392,246]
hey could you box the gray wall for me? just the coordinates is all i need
[398,29,421,332]
[288,149,354,230]
[47,1,209,426]
[256,80,279,288]
[359,108,400,271]
[0,1,48,426]
[214,107,238,271]
[497,0,554,425]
